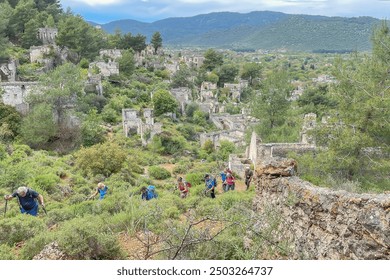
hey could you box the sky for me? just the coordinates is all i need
[60,0,390,24]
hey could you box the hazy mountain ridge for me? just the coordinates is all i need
[93,11,381,51]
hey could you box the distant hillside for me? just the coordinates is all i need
[94,11,382,52]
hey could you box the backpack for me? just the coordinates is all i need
[213,177,217,187]
[147,185,158,199]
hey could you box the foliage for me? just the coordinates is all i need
[148,166,171,180]
[0,215,46,246]
[20,103,57,147]
[202,49,224,71]
[56,216,124,259]
[75,142,127,177]
[56,14,105,61]
[80,110,105,147]
[0,103,22,141]
[151,31,162,53]
[118,49,135,77]
[152,89,178,117]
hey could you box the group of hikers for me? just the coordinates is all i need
[2,166,254,216]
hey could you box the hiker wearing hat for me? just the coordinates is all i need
[226,172,236,191]
[245,166,253,191]
[4,186,45,216]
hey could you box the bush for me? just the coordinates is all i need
[56,216,124,259]
[148,166,171,180]
[0,215,46,245]
[75,142,127,177]
[0,244,17,260]
[31,173,60,194]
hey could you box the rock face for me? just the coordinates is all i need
[33,242,69,260]
[253,158,390,259]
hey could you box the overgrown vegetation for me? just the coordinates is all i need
[0,0,388,260]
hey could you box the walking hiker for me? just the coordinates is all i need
[177,177,189,199]
[4,186,45,216]
[226,173,235,191]
[89,182,109,200]
[204,174,216,199]
[141,185,158,201]
[245,166,253,191]
[220,169,228,192]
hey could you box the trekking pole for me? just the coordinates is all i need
[41,205,47,215]
[4,199,8,218]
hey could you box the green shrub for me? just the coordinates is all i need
[0,244,17,260]
[46,208,76,227]
[0,215,46,245]
[31,173,60,194]
[148,166,171,180]
[56,216,125,259]
[19,233,55,259]
[185,172,205,186]
[75,142,127,177]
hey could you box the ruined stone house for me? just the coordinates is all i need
[0,60,17,82]
[0,82,38,114]
[170,87,191,114]
[223,79,249,101]
[89,61,119,77]
[122,108,162,146]
[200,81,217,102]
[182,55,205,69]
[37,28,58,45]
[99,49,122,61]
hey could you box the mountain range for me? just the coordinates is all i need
[91,11,383,52]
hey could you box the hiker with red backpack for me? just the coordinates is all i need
[4,186,45,216]
[177,177,189,198]
[226,173,235,191]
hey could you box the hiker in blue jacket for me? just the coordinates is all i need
[141,186,158,201]
[89,182,109,200]
[204,174,216,199]
[4,186,45,216]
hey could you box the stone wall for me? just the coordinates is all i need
[0,82,38,114]
[253,158,390,259]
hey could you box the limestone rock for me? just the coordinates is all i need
[256,157,297,177]
[33,242,69,260]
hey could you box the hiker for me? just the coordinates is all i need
[141,185,158,201]
[4,186,44,216]
[204,174,216,199]
[89,182,109,200]
[220,169,228,192]
[177,177,189,199]
[226,173,235,191]
[245,166,254,190]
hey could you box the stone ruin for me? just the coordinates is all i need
[0,82,38,114]
[252,157,390,259]
[99,49,122,61]
[37,28,58,45]
[245,114,317,169]
[89,61,119,77]
[122,108,162,146]
[200,113,259,151]
[223,79,248,101]
[200,81,217,102]
[170,87,192,115]
[181,55,205,69]
[0,60,17,82]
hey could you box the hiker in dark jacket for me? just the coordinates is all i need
[245,166,254,190]
[4,186,44,216]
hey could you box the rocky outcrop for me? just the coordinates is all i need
[253,158,390,259]
[33,242,69,260]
